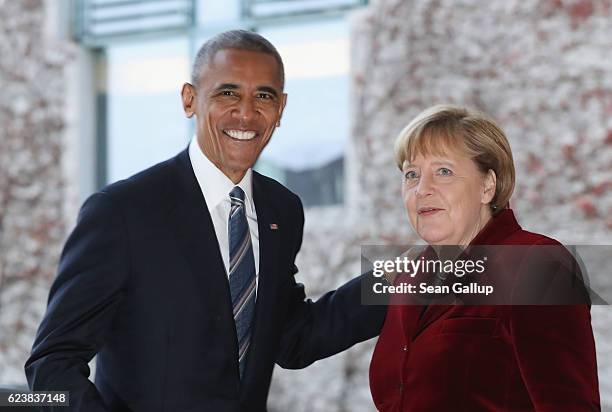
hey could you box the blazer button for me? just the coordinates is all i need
[402,345,408,352]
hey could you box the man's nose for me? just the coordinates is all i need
[235,97,257,122]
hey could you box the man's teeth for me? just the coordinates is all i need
[226,130,256,140]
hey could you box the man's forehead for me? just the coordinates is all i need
[206,49,279,73]
[196,48,283,91]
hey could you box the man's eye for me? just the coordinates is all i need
[404,171,419,180]
[437,167,453,177]
[221,90,236,96]
[257,93,272,100]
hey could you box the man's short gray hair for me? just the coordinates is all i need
[191,30,285,88]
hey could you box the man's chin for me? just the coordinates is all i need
[219,159,259,180]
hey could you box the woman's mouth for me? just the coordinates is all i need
[417,207,443,216]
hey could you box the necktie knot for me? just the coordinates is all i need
[230,186,245,205]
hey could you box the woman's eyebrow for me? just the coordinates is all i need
[403,159,456,168]
[430,160,455,166]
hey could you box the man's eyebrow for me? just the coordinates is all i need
[214,83,239,91]
[257,86,279,98]
[213,84,279,98]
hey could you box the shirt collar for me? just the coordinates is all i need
[188,136,254,213]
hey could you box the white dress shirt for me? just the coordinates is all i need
[188,137,260,287]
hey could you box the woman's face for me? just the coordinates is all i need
[402,146,496,246]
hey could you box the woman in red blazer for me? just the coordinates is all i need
[369,105,600,411]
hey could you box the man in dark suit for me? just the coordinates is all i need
[25,30,385,411]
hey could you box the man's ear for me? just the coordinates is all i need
[276,93,287,127]
[181,83,196,118]
[482,169,497,204]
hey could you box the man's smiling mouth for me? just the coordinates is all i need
[224,129,257,141]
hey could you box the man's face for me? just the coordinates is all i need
[181,48,287,183]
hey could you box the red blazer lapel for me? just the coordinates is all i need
[411,209,523,338]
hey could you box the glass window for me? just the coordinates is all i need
[245,0,365,19]
[106,37,191,183]
[76,0,194,44]
[197,0,241,24]
[257,19,350,206]
[95,1,353,208]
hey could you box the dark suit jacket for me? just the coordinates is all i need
[369,209,600,412]
[25,149,385,412]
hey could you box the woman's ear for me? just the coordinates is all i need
[482,169,497,205]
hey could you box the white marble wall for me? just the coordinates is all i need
[1,0,610,410]
[269,0,612,410]
[0,0,73,384]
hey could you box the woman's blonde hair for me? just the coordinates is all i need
[394,104,515,214]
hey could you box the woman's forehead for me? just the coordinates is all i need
[405,135,467,162]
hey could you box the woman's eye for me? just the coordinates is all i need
[404,171,419,180]
[437,167,453,177]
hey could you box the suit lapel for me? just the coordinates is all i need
[413,305,451,339]
[410,246,454,339]
[242,174,281,381]
[168,149,237,340]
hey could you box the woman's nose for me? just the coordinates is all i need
[415,173,434,197]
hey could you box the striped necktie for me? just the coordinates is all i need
[228,186,256,378]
